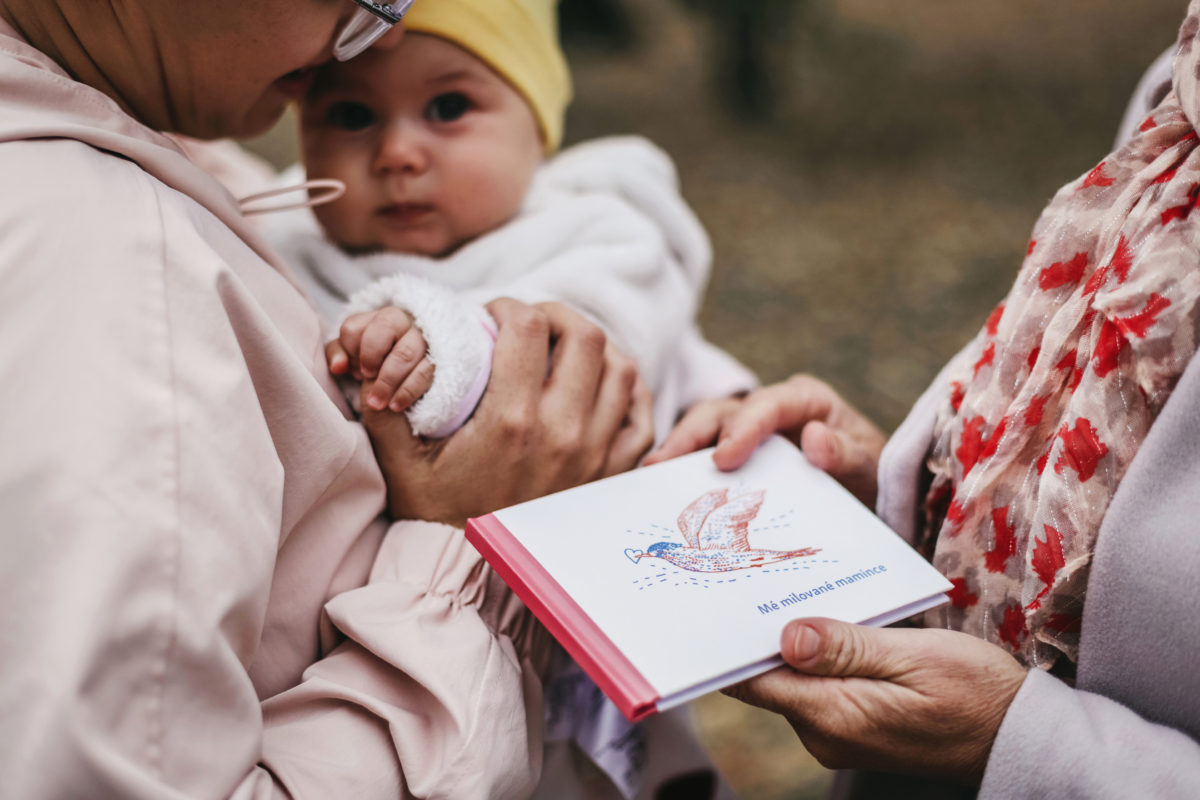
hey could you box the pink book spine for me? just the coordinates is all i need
[465,513,659,722]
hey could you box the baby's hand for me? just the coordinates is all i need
[326,307,435,413]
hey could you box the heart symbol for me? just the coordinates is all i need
[623,548,644,564]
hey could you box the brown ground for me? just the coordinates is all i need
[245,1,1187,796]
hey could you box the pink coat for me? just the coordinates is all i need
[0,20,546,799]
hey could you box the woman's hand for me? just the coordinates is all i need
[726,617,1027,786]
[361,299,654,527]
[645,374,886,507]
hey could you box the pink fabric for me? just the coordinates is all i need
[919,4,1200,670]
[0,20,547,800]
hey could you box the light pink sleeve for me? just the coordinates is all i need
[263,521,553,800]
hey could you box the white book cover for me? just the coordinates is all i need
[466,435,951,721]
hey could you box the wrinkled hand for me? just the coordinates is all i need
[645,374,886,507]
[726,617,1027,786]
[362,299,654,527]
[326,307,435,413]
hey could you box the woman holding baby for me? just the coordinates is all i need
[1,0,1198,798]
[0,0,661,796]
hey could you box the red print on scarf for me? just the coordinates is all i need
[1109,236,1134,282]
[1080,162,1115,189]
[1024,394,1049,426]
[1084,235,1133,294]
[986,304,1005,336]
[1026,346,1040,370]
[1054,349,1080,392]
[1153,168,1178,185]
[1139,116,1157,132]
[1027,240,1037,256]
[947,577,979,609]
[998,604,1027,650]
[1026,524,1066,611]
[957,417,987,475]
[973,343,995,376]
[950,381,965,411]
[945,492,966,535]
[1054,418,1108,482]
[1161,183,1200,225]
[1092,318,1128,378]
[957,416,1008,476]
[1115,293,1171,339]
[986,507,1018,573]
[1039,252,1089,290]
[1036,447,1050,475]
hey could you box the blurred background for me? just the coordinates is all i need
[245,0,1187,796]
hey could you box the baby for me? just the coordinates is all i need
[271,0,755,443]
[264,1,750,797]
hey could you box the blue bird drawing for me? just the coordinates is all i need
[625,488,820,573]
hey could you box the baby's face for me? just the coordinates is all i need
[300,33,545,257]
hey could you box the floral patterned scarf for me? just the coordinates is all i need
[919,2,1200,671]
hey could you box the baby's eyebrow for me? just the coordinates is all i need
[427,69,487,86]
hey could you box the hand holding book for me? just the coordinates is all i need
[645,374,887,507]
[467,436,950,721]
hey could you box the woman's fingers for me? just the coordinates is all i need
[724,620,1027,783]
[482,298,551,418]
[643,396,742,466]
[601,371,654,477]
[712,376,836,470]
[587,344,638,442]
[799,421,881,507]
[538,303,608,419]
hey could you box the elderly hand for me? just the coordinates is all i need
[726,617,1027,786]
[362,299,654,527]
[645,374,886,507]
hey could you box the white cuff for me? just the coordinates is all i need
[342,273,496,438]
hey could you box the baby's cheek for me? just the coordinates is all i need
[312,196,368,250]
[452,184,526,243]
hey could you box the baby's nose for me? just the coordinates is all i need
[373,123,428,174]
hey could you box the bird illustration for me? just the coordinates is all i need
[624,488,819,573]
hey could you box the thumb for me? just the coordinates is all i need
[799,421,849,474]
[800,422,879,507]
[780,617,893,679]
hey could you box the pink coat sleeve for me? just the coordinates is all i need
[263,521,553,800]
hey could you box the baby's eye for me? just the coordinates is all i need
[325,101,376,131]
[426,92,471,123]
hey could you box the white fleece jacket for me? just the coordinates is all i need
[266,135,757,439]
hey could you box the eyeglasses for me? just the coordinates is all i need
[333,0,415,62]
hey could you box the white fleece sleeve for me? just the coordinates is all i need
[342,273,496,439]
[457,137,719,397]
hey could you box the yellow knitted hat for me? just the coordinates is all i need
[403,0,572,153]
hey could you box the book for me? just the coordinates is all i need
[465,435,952,722]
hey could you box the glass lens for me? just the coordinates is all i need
[333,10,389,61]
[333,0,415,62]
